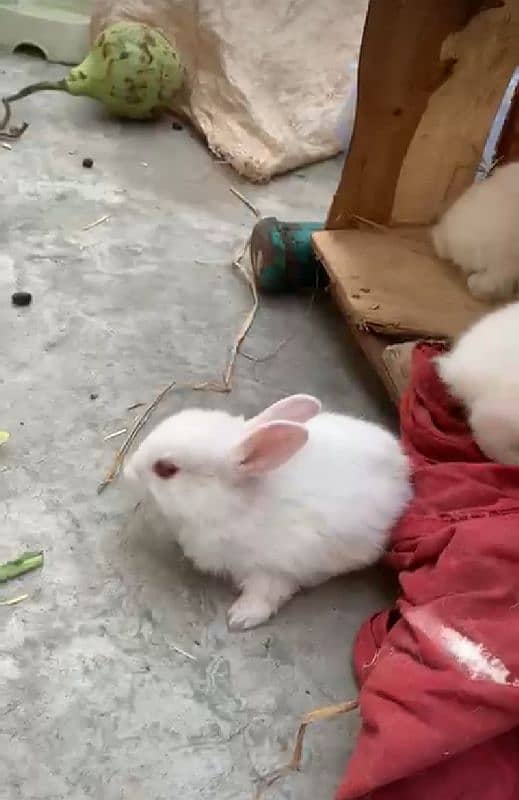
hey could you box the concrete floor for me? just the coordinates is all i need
[0,54,395,800]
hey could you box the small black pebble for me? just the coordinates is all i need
[82,157,94,169]
[305,690,311,696]
[11,291,32,307]
[19,421,24,426]
[193,640,201,647]
[89,393,98,401]
[171,121,183,131]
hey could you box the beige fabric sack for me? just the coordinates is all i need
[91,0,365,181]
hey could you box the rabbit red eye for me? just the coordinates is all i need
[153,459,179,479]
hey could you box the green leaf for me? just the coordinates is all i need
[0,551,44,583]
[0,431,9,446]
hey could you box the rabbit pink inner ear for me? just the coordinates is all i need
[233,421,308,475]
[247,394,321,429]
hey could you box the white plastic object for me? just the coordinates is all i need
[0,1,91,65]
[336,59,358,153]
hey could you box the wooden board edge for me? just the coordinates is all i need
[347,324,405,406]
[312,228,482,340]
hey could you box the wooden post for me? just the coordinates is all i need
[326,0,505,229]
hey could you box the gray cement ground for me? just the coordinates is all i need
[0,54,395,800]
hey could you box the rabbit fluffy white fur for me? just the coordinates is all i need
[432,162,519,301]
[437,302,519,465]
[125,395,411,630]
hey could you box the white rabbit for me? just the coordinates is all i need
[125,394,411,630]
[436,301,519,465]
[432,162,519,301]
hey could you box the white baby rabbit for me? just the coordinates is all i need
[436,301,519,465]
[432,162,519,301]
[125,394,411,630]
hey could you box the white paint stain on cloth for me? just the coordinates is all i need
[438,625,511,685]
[408,607,517,686]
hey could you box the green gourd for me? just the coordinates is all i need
[1,21,184,127]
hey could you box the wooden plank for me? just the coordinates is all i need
[347,327,404,406]
[326,0,497,229]
[381,341,418,400]
[393,0,519,223]
[313,228,493,339]
[323,288,417,405]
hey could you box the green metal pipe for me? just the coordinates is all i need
[250,217,328,293]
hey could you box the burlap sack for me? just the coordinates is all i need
[91,0,365,181]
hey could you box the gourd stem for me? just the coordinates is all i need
[0,80,68,132]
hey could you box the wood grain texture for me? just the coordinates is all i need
[393,0,519,222]
[381,341,418,400]
[326,0,509,229]
[313,228,493,339]
[347,328,405,405]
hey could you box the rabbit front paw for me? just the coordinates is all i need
[227,595,275,631]
[467,269,518,301]
[227,573,297,632]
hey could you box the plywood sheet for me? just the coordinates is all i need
[393,0,519,223]
[313,228,493,339]
[382,341,419,400]
[348,328,409,405]
[326,0,499,228]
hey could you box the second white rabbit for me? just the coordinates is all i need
[432,161,519,301]
[436,301,519,465]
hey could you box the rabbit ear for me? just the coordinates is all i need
[247,394,321,429]
[232,421,308,475]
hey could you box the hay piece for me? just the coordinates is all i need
[289,699,359,771]
[98,224,259,493]
[253,698,358,798]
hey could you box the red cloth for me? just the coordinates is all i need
[337,343,519,800]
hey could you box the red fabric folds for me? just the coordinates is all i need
[338,343,519,800]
